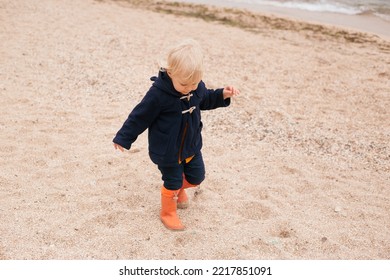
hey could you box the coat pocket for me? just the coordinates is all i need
[192,121,203,148]
[149,130,171,156]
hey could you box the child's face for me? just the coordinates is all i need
[170,74,199,95]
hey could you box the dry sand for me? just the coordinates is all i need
[1,0,389,259]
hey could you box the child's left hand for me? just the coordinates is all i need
[223,86,240,99]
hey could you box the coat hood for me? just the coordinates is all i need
[150,70,182,97]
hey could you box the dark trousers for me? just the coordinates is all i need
[157,152,205,190]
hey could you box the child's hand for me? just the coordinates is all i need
[113,143,125,152]
[223,86,240,99]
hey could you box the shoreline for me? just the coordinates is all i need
[173,0,390,40]
[113,0,390,51]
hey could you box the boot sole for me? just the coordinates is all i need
[160,218,185,231]
[177,201,189,209]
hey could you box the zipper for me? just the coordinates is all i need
[178,92,194,163]
[178,122,188,163]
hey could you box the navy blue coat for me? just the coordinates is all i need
[113,70,230,166]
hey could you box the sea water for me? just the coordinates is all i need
[177,0,390,22]
[241,0,390,20]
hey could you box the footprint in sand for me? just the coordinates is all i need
[92,211,127,229]
[238,201,272,220]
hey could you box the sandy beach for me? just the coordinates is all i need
[1,0,389,260]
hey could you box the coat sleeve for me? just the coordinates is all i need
[198,82,231,110]
[113,90,160,150]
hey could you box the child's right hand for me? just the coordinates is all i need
[113,143,124,152]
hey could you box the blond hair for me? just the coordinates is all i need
[160,39,204,84]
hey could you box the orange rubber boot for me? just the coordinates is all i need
[177,177,198,209]
[160,186,185,231]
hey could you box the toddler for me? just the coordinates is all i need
[113,39,240,230]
